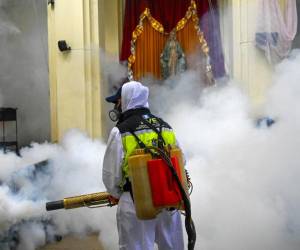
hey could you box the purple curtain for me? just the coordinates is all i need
[199,0,226,78]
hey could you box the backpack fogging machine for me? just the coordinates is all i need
[46,146,196,250]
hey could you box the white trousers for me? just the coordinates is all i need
[116,192,184,250]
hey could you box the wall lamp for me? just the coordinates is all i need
[58,40,71,52]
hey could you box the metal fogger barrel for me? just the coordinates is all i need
[46,191,110,211]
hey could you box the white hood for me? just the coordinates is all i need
[121,81,149,112]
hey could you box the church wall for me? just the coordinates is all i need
[48,0,123,142]
[48,0,100,142]
[98,0,124,140]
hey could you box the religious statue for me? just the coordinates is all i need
[160,30,187,79]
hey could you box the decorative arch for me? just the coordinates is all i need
[122,0,212,82]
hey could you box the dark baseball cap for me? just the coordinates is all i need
[105,86,122,104]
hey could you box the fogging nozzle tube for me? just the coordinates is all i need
[46,192,111,211]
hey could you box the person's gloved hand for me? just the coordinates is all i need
[108,195,119,206]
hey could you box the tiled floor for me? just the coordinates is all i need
[39,234,104,250]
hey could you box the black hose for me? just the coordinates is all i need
[148,146,196,250]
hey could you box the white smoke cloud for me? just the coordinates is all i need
[0,19,20,36]
[0,129,118,250]
[100,49,127,87]
[0,1,300,249]
[17,222,46,250]
[162,51,300,250]
[0,0,20,38]
[0,0,7,7]
[1,47,300,250]
[0,0,50,147]
[0,186,45,231]
[125,48,300,250]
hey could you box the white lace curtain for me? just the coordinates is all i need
[256,0,298,64]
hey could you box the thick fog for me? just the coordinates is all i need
[0,0,50,147]
[1,1,300,250]
[1,50,300,249]
[0,129,118,250]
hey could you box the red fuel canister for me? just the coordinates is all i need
[128,147,188,220]
[147,156,183,207]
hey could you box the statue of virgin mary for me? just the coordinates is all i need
[160,30,187,79]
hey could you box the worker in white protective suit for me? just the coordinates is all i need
[102,81,184,250]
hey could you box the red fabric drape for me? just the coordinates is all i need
[120,0,200,61]
[196,0,210,26]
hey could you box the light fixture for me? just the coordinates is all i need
[58,40,71,52]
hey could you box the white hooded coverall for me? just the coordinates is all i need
[102,81,184,250]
